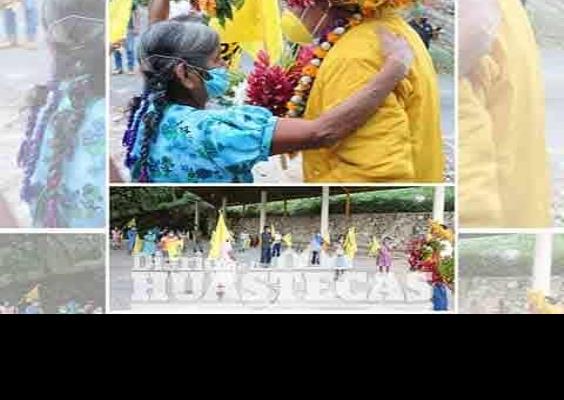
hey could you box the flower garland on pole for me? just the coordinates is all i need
[407,220,455,310]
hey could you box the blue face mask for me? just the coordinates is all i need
[205,67,230,98]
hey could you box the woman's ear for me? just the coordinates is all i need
[174,63,198,90]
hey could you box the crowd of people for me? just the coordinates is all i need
[114,214,454,310]
[114,220,401,278]
[113,225,202,258]
[0,298,103,314]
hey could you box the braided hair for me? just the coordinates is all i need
[18,0,105,227]
[124,20,219,182]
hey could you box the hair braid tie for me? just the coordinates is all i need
[20,81,62,203]
[123,92,150,169]
[138,89,168,183]
[44,75,92,227]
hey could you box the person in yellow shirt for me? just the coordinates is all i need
[282,0,444,182]
[458,0,551,228]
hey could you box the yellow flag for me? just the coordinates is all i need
[133,234,144,255]
[283,233,293,248]
[344,227,358,260]
[22,285,40,303]
[368,236,380,257]
[220,42,244,71]
[322,232,331,251]
[210,0,283,63]
[109,0,133,45]
[126,218,136,228]
[167,239,183,261]
[208,212,231,260]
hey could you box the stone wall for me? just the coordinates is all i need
[226,212,455,250]
[459,276,564,314]
[527,0,564,48]
[0,235,105,289]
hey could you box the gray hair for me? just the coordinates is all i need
[138,20,220,73]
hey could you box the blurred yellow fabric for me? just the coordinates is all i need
[22,285,40,303]
[208,212,230,260]
[344,227,358,260]
[302,15,443,182]
[166,239,183,261]
[528,290,563,314]
[110,0,133,44]
[133,234,144,255]
[283,233,293,247]
[459,0,551,228]
[210,0,283,63]
[368,236,380,257]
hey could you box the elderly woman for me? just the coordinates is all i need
[281,0,444,183]
[18,0,105,228]
[122,6,414,183]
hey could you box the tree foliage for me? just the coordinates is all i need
[228,187,455,217]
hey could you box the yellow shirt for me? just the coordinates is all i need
[302,14,444,183]
[459,0,551,228]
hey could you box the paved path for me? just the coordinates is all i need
[543,49,564,226]
[0,18,48,226]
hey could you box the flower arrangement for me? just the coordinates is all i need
[190,0,246,26]
[407,220,455,288]
[246,47,314,117]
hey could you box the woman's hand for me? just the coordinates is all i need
[271,28,416,155]
[378,27,414,79]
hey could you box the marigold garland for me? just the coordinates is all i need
[285,14,361,117]
[284,0,417,118]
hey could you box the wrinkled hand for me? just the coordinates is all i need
[378,27,414,77]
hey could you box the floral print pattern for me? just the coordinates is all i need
[27,93,106,228]
[129,104,277,183]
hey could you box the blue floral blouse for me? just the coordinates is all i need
[128,104,277,183]
[27,93,106,228]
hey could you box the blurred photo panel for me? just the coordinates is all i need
[0,0,106,228]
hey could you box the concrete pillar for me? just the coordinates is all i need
[433,186,446,224]
[221,196,227,215]
[194,201,200,229]
[533,232,553,295]
[259,190,267,233]
[321,186,330,238]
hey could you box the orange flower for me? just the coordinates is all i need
[313,47,327,59]
[327,32,340,44]
[287,102,298,111]
[302,65,318,77]
[198,0,217,17]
